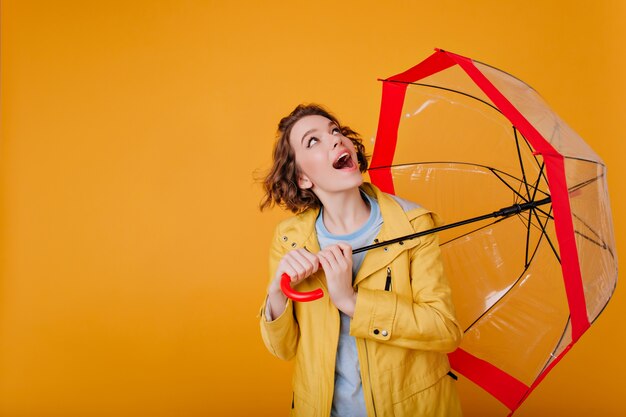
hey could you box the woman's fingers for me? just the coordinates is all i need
[318,244,352,273]
[318,248,341,273]
[318,244,355,314]
[294,249,320,275]
[337,243,352,260]
[281,248,319,282]
[317,250,332,271]
[278,244,352,285]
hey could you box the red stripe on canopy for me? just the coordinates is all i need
[372,49,592,413]
[371,50,455,194]
[446,50,590,340]
[387,48,456,83]
[370,81,404,194]
[448,348,529,411]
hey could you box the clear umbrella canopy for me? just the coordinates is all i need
[369,49,617,413]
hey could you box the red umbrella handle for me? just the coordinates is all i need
[280,273,324,302]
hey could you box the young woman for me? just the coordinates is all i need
[259,104,463,417]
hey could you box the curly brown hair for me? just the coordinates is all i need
[259,104,369,213]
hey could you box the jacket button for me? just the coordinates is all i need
[381,330,389,337]
[383,247,388,252]
[291,242,297,248]
[373,329,380,335]
[282,236,288,242]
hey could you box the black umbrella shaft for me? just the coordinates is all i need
[352,196,551,255]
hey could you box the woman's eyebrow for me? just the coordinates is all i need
[301,128,317,145]
[301,122,336,145]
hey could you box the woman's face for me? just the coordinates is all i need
[289,115,363,198]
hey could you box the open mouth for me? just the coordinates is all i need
[333,152,355,170]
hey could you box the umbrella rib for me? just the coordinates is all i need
[370,161,550,200]
[524,209,532,267]
[369,161,516,175]
[514,127,534,203]
[536,316,571,378]
[524,162,554,220]
[533,208,554,221]
[563,155,607,167]
[515,126,552,189]
[571,212,608,244]
[515,203,559,263]
[589,274,619,325]
[462,267,529,333]
[463,209,553,334]
[574,230,608,250]
[524,160,551,225]
[532,205,561,263]
[382,80,503,115]
[524,210,550,265]
[530,161,545,203]
[489,169,530,203]
[519,129,548,180]
[567,172,604,194]
[472,58,537,89]
[438,217,507,247]
[457,204,557,334]
[526,209,553,231]
[490,167,552,222]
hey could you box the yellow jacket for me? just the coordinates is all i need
[260,183,463,417]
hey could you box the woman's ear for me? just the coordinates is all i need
[298,174,313,190]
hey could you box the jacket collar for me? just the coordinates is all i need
[354,183,422,284]
[276,183,431,285]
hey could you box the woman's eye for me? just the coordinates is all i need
[331,127,341,134]
[307,137,318,148]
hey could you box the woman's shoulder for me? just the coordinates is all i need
[362,182,443,227]
[363,182,425,215]
[388,193,422,213]
[272,207,319,242]
[386,194,442,227]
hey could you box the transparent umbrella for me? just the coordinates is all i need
[280,48,617,415]
[367,48,618,414]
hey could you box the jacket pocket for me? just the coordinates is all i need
[290,391,316,417]
[384,267,392,291]
[388,352,451,404]
[392,373,462,417]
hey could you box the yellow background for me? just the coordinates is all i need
[1,1,624,416]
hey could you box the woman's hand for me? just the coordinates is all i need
[266,248,320,320]
[272,248,320,288]
[318,243,357,317]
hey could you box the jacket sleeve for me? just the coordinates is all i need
[350,212,462,352]
[258,226,299,360]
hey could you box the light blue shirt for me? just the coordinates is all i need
[316,192,383,417]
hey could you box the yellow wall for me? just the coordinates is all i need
[1,1,624,416]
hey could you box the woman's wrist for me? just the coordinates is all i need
[268,275,284,296]
[334,291,357,317]
[266,282,288,321]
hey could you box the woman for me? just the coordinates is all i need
[259,104,463,417]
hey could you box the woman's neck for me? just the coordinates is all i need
[318,187,371,235]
